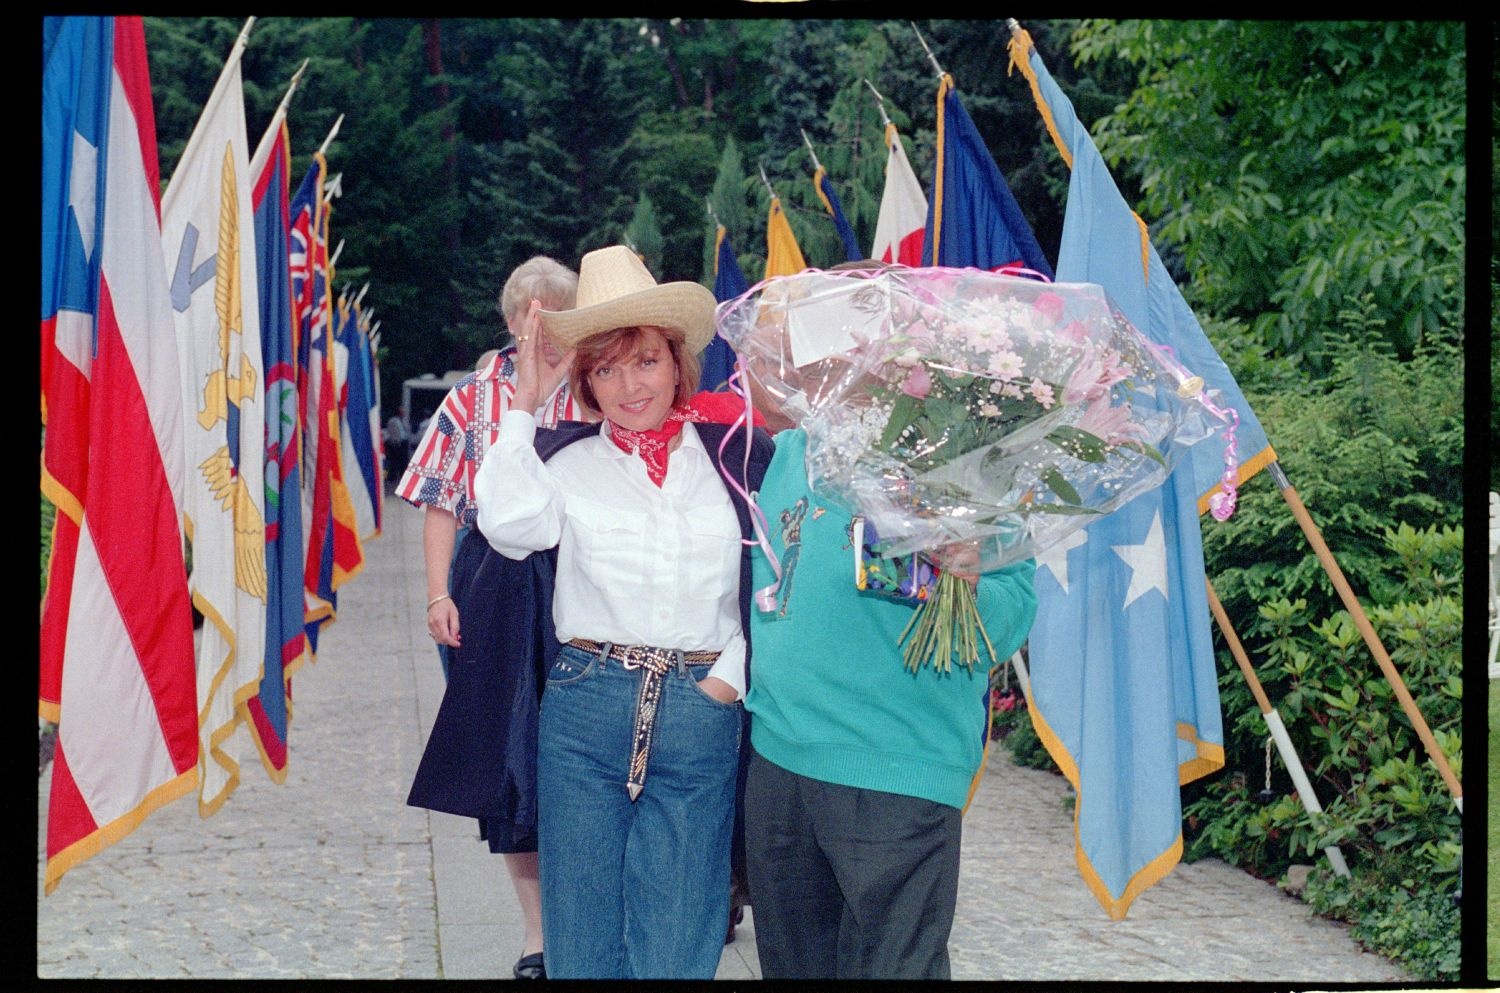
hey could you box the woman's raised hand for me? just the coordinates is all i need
[512,299,575,415]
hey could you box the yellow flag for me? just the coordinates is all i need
[764,196,807,278]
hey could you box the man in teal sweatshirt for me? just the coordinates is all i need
[743,426,1037,980]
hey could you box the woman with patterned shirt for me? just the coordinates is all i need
[396,254,592,980]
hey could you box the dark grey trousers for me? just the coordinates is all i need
[744,748,963,980]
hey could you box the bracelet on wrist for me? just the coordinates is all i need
[427,593,452,610]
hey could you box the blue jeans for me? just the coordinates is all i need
[537,641,740,978]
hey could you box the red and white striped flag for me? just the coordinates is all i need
[41,16,199,893]
[869,122,928,267]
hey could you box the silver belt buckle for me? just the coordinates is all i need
[619,644,646,671]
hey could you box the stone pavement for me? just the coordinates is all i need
[35,495,1411,983]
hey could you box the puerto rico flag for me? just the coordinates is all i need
[41,15,199,893]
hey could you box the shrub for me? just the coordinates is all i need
[1185,520,1461,980]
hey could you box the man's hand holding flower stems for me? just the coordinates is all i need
[931,542,981,592]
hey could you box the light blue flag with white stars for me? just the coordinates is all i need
[1011,27,1274,919]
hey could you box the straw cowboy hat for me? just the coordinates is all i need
[538,244,717,353]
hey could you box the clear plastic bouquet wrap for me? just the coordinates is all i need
[718,265,1237,673]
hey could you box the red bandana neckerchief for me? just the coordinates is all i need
[606,391,765,487]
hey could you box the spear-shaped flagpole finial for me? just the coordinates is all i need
[863,78,893,129]
[329,238,345,269]
[234,17,257,53]
[910,22,946,79]
[706,196,722,229]
[371,320,382,337]
[318,113,345,157]
[758,164,778,202]
[354,282,370,307]
[274,58,311,120]
[799,128,822,173]
[324,172,343,202]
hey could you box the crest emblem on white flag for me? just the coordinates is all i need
[161,41,266,816]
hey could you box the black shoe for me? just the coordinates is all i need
[513,952,545,979]
[724,905,744,945]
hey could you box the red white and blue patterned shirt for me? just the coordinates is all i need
[396,348,589,527]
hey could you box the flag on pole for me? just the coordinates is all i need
[914,71,1055,814]
[1007,27,1276,918]
[701,224,747,391]
[290,155,337,654]
[812,166,861,263]
[245,111,305,781]
[41,16,199,892]
[335,295,379,542]
[321,199,367,591]
[870,122,928,267]
[922,74,1053,278]
[763,194,807,279]
[355,300,384,531]
[161,20,268,815]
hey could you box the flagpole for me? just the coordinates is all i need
[232,17,257,61]
[1204,580,1351,876]
[863,79,894,129]
[329,238,345,270]
[706,197,722,231]
[1266,462,1463,810]
[758,164,779,203]
[319,114,344,157]
[910,22,946,79]
[274,58,311,121]
[799,129,823,173]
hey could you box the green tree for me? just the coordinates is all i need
[1071,20,1465,363]
[623,190,665,278]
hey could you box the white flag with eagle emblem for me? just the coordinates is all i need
[161,24,267,816]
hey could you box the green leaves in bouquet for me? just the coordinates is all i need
[1045,425,1108,463]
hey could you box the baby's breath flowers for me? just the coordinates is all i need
[718,266,1230,674]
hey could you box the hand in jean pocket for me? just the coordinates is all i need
[695,675,739,704]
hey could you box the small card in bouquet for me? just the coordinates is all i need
[852,516,942,602]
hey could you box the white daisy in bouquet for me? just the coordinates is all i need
[718,264,1238,673]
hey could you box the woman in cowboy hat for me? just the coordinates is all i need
[473,245,773,979]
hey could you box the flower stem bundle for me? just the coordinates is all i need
[897,571,999,674]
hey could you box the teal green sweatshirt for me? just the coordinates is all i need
[745,429,1038,809]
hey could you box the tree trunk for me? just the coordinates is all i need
[422,19,465,370]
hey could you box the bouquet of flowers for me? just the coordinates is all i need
[718,265,1237,674]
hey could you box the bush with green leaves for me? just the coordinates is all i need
[1183,517,1461,980]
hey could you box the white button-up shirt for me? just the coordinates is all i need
[474,411,747,698]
